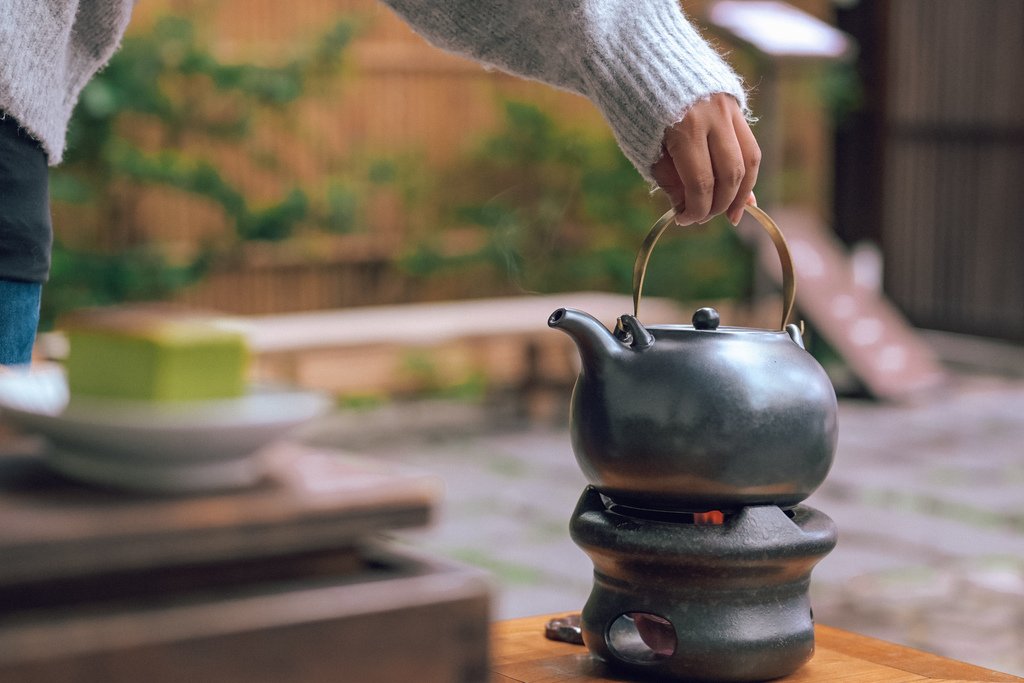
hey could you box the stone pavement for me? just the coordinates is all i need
[301,372,1024,676]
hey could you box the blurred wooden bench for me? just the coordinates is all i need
[222,293,691,418]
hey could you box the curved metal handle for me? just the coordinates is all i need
[632,204,796,331]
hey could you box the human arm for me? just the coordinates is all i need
[381,0,758,224]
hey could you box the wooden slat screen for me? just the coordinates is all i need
[882,0,1024,340]
[121,0,609,315]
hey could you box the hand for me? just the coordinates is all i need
[651,93,761,227]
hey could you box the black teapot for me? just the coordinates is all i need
[549,205,837,512]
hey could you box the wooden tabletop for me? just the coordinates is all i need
[491,614,1024,683]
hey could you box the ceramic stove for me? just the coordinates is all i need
[569,487,836,681]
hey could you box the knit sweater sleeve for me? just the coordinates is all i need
[381,0,747,181]
[0,0,135,165]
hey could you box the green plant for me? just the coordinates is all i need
[402,101,754,303]
[43,7,356,328]
[398,350,488,402]
[44,245,211,322]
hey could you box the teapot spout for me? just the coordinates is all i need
[548,308,625,375]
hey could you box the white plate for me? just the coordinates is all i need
[0,370,333,493]
[45,445,273,494]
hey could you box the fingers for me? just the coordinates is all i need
[653,94,761,227]
[665,120,715,226]
[651,145,686,212]
[726,109,761,225]
[706,117,745,223]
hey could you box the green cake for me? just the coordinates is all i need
[63,308,249,402]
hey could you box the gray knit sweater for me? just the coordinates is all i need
[384,0,746,179]
[0,0,744,178]
[0,0,134,165]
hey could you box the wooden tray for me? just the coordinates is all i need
[0,441,442,586]
[0,545,490,683]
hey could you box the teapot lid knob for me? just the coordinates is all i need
[692,307,720,330]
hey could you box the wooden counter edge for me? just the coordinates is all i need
[490,614,1024,683]
[815,624,1024,682]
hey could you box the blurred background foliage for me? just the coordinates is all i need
[44,9,356,327]
[43,1,754,329]
[405,101,753,302]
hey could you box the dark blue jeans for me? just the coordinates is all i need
[0,279,42,365]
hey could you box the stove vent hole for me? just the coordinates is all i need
[607,613,676,663]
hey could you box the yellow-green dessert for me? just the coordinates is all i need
[63,308,249,401]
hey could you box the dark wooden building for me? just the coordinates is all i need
[834,0,1024,342]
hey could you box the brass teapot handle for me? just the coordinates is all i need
[632,204,796,331]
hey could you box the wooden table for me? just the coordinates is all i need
[491,614,1024,683]
[0,444,490,683]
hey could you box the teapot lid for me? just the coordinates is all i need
[616,305,808,350]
